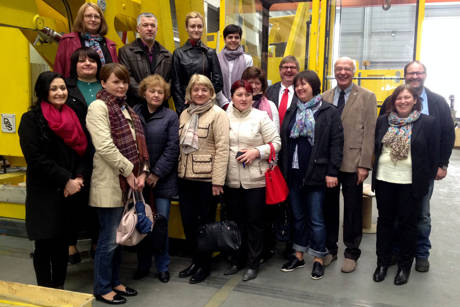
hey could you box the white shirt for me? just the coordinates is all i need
[278,84,295,110]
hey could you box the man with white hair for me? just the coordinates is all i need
[119,12,172,105]
[322,57,377,273]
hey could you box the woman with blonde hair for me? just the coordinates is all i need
[177,74,229,284]
[54,2,118,78]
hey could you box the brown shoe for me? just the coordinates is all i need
[341,258,357,273]
[323,254,337,267]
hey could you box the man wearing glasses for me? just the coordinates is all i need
[381,60,455,273]
[322,57,377,273]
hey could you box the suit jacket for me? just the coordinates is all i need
[266,81,299,108]
[322,83,377,172]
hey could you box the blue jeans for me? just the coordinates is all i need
[289,182,328,258]
[94,207,123,296]
[416,180,434,259]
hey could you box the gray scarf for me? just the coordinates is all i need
[179,100,214,154]
[217,46,246,100]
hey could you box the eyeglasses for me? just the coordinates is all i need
[84,14,101,20]
[406,71,425,76]
[281,65,297,70]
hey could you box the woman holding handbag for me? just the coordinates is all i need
[86,63,149,304]
[279,70,343,280]
[224,80,281,281]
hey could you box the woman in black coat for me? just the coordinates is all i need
[279,70,343,280]
[372,84,439,285]
[133,74,179,283]
[18,71,91,288]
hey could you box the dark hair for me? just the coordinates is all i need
[385,84,421,114]
[403,60,427,77]
[223,24,242,38]
[241,67,268,94]
[293,70,321,97]
[99,63,130,83]
[230,80,253,97]
[32,71,65,107]
[69,47,102,79]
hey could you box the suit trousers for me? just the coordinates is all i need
[33,238,68,288]
[324,171,363,260]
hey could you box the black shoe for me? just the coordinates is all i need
[242,268,258,281]
[415,257,429,272]
[68,252,81,265]
[394,267,410,285]
[95,294,126,305]
[373,266,388,282]
[133,269,149,280]
[311,261,324,280]
[158,271,170,283]
[113,286,137,297]
[224,264,242,275]
[189,267,209,284]
[179,263,198,278]
[281,256,305,272]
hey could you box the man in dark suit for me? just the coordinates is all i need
[322,57,377,273]
[381,61,455,273]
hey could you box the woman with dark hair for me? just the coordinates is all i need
[18,71,91,288]
[86,63,149,304]
[224,80,281,281]
[279,70,343,280]
[54,2,118,78]
[65,47,102,264]
[372,84,439,285]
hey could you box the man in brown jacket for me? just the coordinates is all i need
[322,57,377,273]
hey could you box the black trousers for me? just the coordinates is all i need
[178,179,217,271]
[375,180,421,269]
[225,187,265,269]
[33,238,68,288]
[68,190,99,246]
[323,171,363,260]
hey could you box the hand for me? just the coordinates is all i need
[126,173,137,190]
[236,148,260,165]
[136,173,146,191]
[435,167,447,180]
[64,178,83,197]
[356,167,369,185]
[325,176,338,188]
[146,173,159,188]
[212,185,224,196]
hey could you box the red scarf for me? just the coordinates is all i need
[40,101,87,156]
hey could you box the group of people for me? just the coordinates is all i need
[17,2,455,305]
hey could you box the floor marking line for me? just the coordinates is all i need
[204,275,240,307]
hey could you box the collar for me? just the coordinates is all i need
[138,38,155,52]
[336,83,353,95]
[280,83,294,93]
[231,104,252,117]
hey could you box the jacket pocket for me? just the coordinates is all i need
[197,124,210,138]
[192,154,213,174]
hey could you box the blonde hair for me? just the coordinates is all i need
[185,11,204,27]
[72,3,108,36]
[139,74,170,100]
[185,74,216,103]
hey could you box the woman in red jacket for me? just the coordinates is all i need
[54,2,118,78]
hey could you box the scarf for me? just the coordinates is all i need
[83,33,106,64]
[253,94,273,121]
[97,89,149,199]
[40,101,87,156]
[180,100,214,154]
[382,110,420,163]
[217,46,247,100]
[290,94,322,145]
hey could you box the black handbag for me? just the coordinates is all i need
[151,213,168,253]
[196,220,241,253]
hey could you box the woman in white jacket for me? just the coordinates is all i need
[224,80,281,281]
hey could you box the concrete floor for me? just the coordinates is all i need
[1,149,460,307]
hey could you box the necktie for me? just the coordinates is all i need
[337,90,345,114]
[279,88,289,124]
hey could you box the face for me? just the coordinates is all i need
[279,61,298,86]
[186,17,203,41]
[394,89,417,118]
[295,79,313,102]
[334,59,354,90]
[405,63,426,93]
[232,87,253,112]
[137,16,157,44]
[224,33,241,51]
[144,86,165,109]
[76,56,98,79]
[101,73,128,98]
[48,78,68,109]
[247,78,262,95]
[83,6,101,34]
[190,84,211,105]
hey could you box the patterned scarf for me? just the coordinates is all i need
[96,89,149,199]
[382,110,421,163]
[180,100,214,154]
[217,46,246,100]
[290,94,322,145]
[83,33,106,64]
